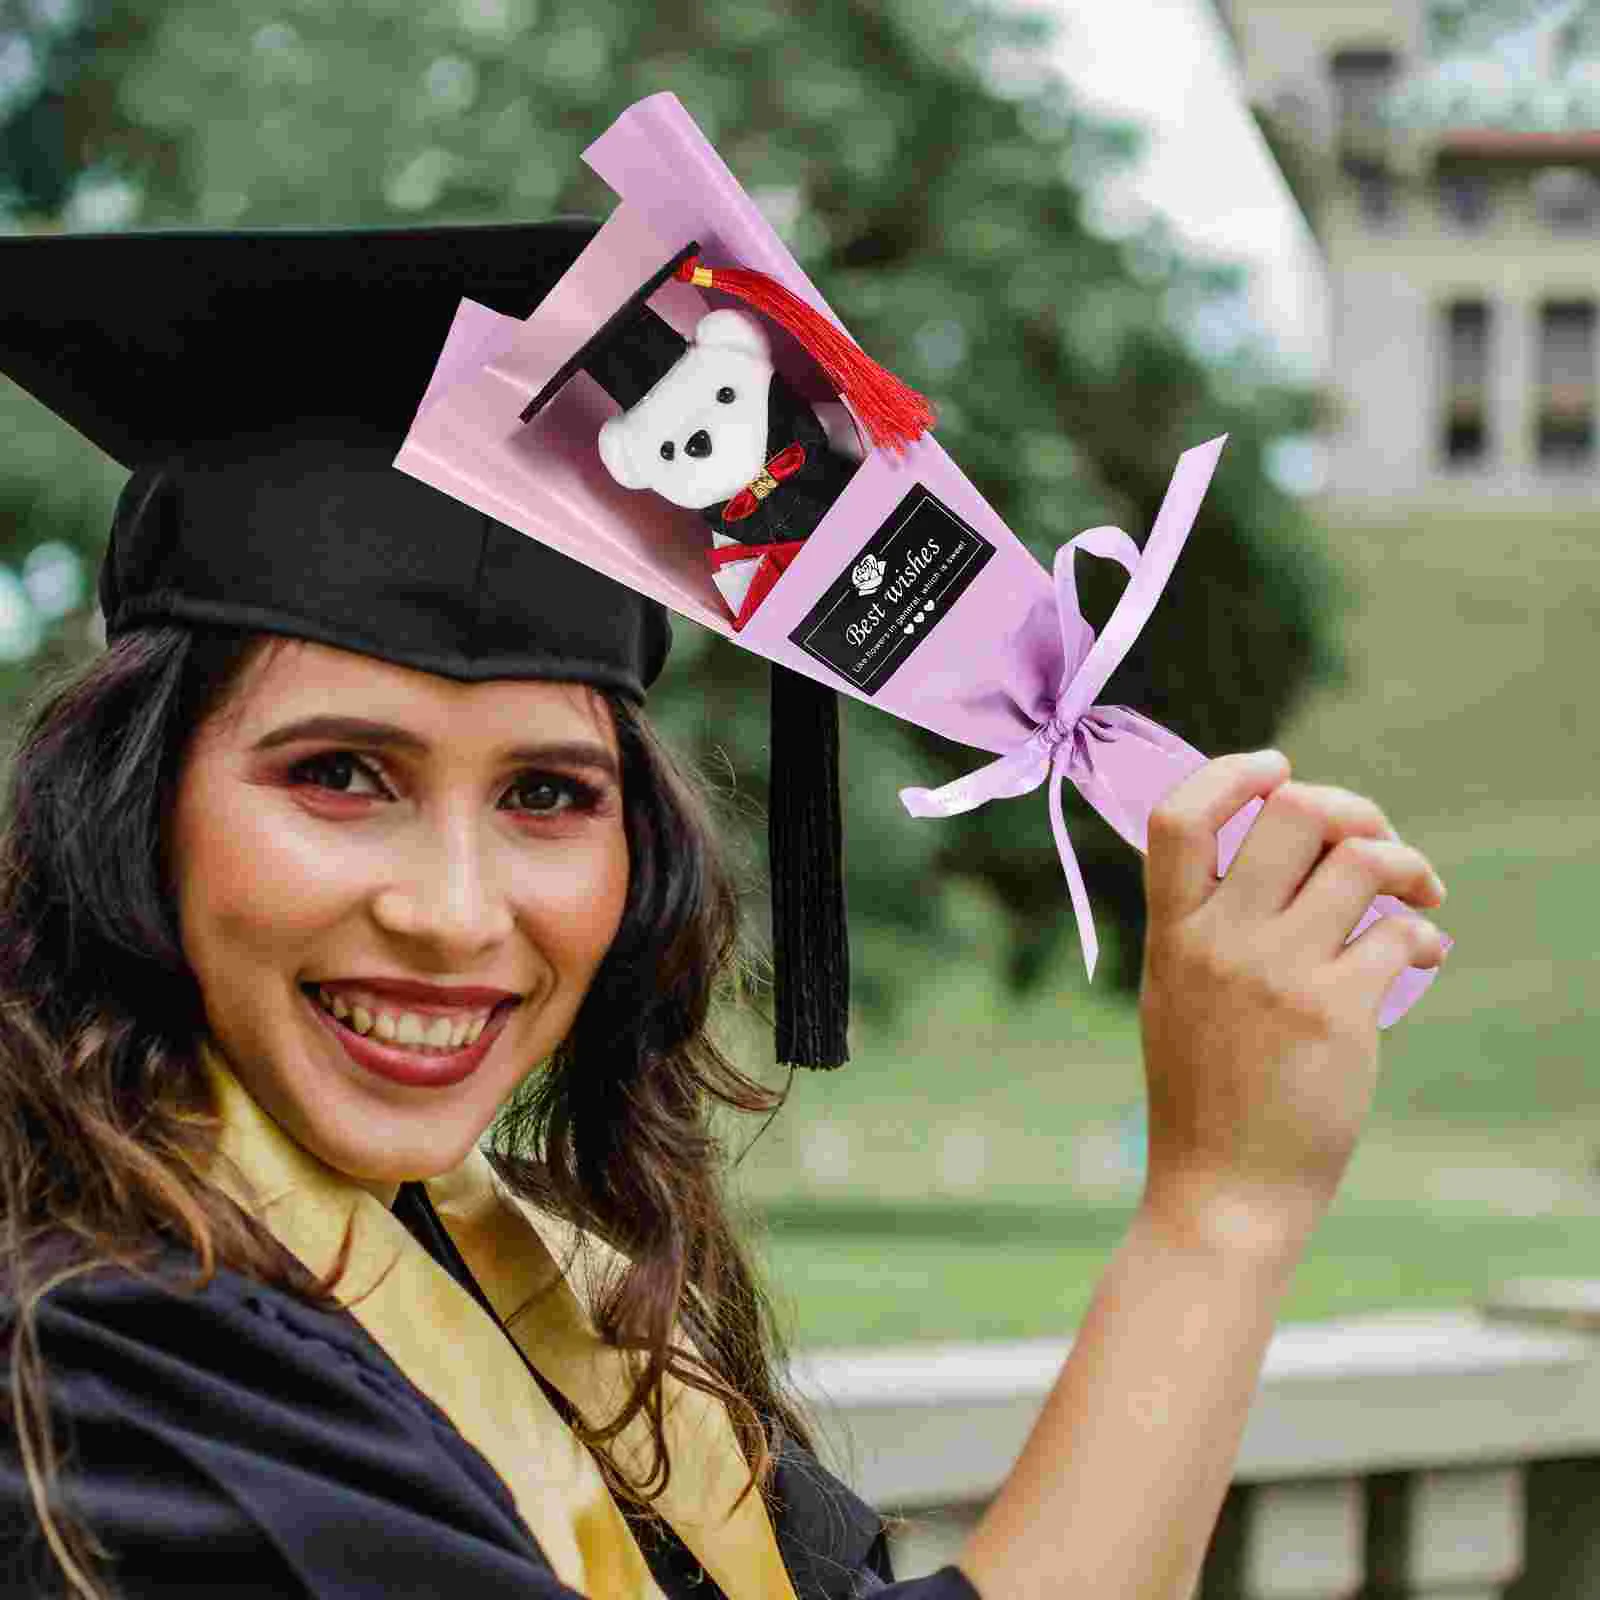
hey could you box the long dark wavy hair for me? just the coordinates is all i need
[0,623,809,1599]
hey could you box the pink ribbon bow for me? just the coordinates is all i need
[900,524,1187,981]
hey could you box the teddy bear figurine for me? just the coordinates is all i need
[516,244,933,631]
[595,308,862,629]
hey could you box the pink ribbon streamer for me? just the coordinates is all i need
[900,526,1175,981]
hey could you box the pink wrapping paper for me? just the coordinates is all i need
[397,92,1447,1027]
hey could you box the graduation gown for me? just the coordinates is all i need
[1,1051,981,1600]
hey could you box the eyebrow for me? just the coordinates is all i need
[250,716,620,779]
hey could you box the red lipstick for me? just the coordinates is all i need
[303,989,514,1088]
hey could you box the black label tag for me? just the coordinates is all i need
[788,484,996,696]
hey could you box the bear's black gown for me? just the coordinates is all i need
[1,1190,981,1600]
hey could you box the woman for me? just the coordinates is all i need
[0,222,1449,1599]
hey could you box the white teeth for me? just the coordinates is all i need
[314,988,494,1051]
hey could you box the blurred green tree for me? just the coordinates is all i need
[0,0,1350,1012]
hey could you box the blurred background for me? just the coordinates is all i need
[1,0,1595,1349]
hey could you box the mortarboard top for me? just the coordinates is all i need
[0,223,670,700]
[0,222,604,462]
[519,240,695,420]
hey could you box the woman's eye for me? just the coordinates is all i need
[716,386,736,404]
[503,773,596,816]
[289,751,388,797]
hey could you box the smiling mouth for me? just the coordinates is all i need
[299,984,515,1054]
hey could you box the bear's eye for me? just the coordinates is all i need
[716,386,736,404]
[659,441,675,461]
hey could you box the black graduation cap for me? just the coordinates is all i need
[0,222,847,1068]
[0,222,668,697]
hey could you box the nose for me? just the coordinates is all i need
[685,429,712,459]
[371,819,514,958]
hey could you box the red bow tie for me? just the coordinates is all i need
[721,443,807,524]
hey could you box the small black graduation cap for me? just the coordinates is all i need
[519,241,695,421]
[0,222,847,1068]
[518,236,933,457]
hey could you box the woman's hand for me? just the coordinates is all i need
[1137,749,1449,1263]
[958,751,1449,1600]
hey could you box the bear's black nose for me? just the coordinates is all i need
[685,429,712,459]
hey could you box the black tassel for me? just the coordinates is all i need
[767,663,850,1069]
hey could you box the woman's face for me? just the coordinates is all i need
[171,638,630,1190]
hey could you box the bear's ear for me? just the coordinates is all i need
[597,417,648,490]
[691,308,771,360]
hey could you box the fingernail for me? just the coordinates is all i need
[1431,872,1448,902]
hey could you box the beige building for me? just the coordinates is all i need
[1219,0,1600,510]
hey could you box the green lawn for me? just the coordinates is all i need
[733,956,1600,1348]
[760,1208,1600,1349]
[724,508,1600,1350]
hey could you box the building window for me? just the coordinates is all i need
[1536,300,1596,467]
[1348,157,1398,224]
[1437,170,1492,230]
[1441,300,1491,466]
[1331,49,1399,223]
[1330,48,1397,137]
[1532,167,1600,233]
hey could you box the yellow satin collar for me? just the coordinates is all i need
[199,1045,798,1600]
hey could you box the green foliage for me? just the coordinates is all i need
[0,0,1348,1010]
[0,0,88,218]
[1427,0,1598,55]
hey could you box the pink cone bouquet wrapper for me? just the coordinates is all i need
[398,91,1447,1029]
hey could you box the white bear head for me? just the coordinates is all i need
[597,309,774,510]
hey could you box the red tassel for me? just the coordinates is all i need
[676,255,936,456]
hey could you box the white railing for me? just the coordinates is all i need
[792,1281,1600,1598]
